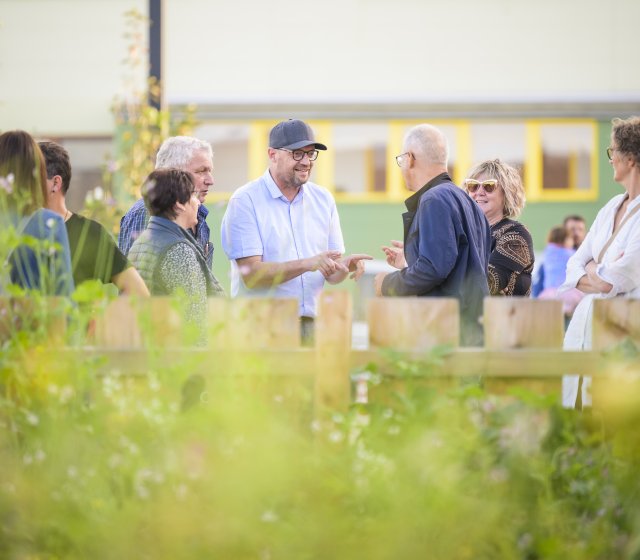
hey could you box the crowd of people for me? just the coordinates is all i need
[1,116,639,369]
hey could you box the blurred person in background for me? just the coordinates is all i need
[464,159,534,296]
[39,141,149,296]
[0,130,73,295]
[561,116,640,408]
[119,136,215,269]
[533,225,583,317]
[563,214,587,250]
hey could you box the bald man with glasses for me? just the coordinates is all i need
[221,119,371,345]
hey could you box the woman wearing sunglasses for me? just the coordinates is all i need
[464,159,534,296]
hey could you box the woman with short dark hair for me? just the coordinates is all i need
[128,169,223,330]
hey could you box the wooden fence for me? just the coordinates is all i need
[1,293,639,413]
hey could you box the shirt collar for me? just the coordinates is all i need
[404,172,452,212]
[264,169,304,201]
[197,204,209,219]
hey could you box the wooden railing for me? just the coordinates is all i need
[2,294,639,412]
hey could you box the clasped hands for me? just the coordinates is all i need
[307,251,373,281]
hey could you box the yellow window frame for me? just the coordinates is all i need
[525,119,599,202]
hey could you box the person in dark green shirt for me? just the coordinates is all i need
[39,141,149,296]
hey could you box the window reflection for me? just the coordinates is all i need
[333,124,389,193]
[540,124,593,191]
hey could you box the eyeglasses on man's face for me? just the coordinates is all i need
[464,178,499,194]
[395,152,414,168]
[606,147,617,161]
[277,148,319,161]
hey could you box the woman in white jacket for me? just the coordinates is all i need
[561,116,640,408]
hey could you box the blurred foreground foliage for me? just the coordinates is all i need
[2,304,640,560]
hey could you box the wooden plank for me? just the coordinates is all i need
[350,349,606,378]
[592,298,640,351]
[484,297,564,349]
[92,297,185,349]
[52,347,315,379]
[315,291,352,413]
[226,297,300,350]
[368,297,459,350]
[0,296,68,345]
[207,297,228,349]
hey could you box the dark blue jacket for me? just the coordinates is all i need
[382,173,491,345]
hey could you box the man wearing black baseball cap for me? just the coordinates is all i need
[221,119,371,344]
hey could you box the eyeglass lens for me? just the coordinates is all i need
[465,180,497,194]
[292,149,318,161]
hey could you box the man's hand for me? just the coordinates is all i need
[382,240,407,269]
[306,251,344,278]
[340,253,373,280]
[374,272,388,296]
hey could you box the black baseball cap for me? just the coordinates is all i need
[269,119,327,151]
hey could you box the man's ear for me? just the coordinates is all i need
[50,175,62,193]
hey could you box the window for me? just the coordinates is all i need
[469,122,526,179]
[540,124,593,191]
[333,123,389,195]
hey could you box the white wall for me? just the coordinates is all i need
[1,0,638,136]
[166,0,640,104]
[0,0,145,135]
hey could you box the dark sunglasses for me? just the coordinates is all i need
[464,179,498,194]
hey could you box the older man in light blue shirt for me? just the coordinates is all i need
[221,119,371,343]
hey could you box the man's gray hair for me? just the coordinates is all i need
[155,136,213,170]
[404,124,449,166]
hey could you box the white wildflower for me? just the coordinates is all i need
[387,425,401,436]
[328,430,344,444]
[25,411,39,426]
[108,454,123,469]
[93,186,104,200]
[175,483,188,500]
[260,510,279,523]
[59,385,74,404]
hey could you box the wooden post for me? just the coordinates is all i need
[93,297,184,349]
[484,297,564,350]
[0,296,68,346]
[592,298,640,351]
[314,291,352,414]
[368,297,459,350]
[483,297,564,395]
[226,298,300,350]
